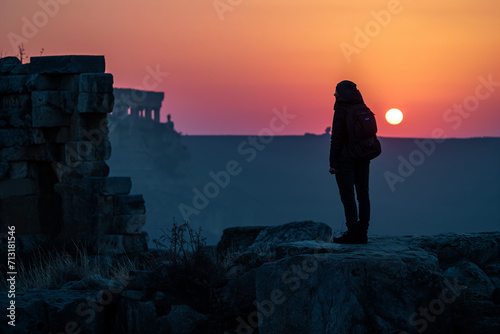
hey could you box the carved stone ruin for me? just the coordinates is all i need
[0,55,148,255]
[113,88,164,122]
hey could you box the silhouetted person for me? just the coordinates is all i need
[167,114,174,131]
[329,80,370,244]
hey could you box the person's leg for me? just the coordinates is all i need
[354,161,370,223]
[335,163,357,224]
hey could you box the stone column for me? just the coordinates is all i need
[154,108,160,122]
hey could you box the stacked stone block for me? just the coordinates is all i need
[0,55,147,254]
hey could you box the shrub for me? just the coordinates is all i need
[152,220,230,323]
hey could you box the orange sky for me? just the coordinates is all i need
[1,0,500,137]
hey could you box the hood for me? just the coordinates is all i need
[335,80,364,103]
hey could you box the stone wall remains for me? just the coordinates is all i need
[0,55,147,254]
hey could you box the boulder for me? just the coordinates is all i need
[220,269,258,317]
[414,232,500,267]
[217,226,266,253]
[116,299,158,334]
[444,259,500,333]
[1,288,112,334]
[165,304,207,334]
[250,221,332,251]
[254,242,444,334]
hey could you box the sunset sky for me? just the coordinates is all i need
[1,0,500,137]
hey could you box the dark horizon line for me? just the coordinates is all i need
[180,134,500,140]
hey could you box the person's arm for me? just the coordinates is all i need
[329,108,347,171]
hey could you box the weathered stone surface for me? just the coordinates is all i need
[62,140,111,163]
[52,160,110,180]
[0,129,32,147]
[0,144,58,162]
[255,245,443,334]
[27,73,80,91]
[0,178,35,198]
[443,259,500,333]
[0,161,9,180]
[444,259,494,299]
[0,107,32,128]
[113,214,146,234]
[9,63,31,75]
[79,73,114,93]
[63,274,124,291]
[0,93,31,108]
[415,233,500,267]
[221,269,258,316]
[8,161,29,179]
[117,300,158,334]
[77,92,114,114]
[32,106,71,127]
[1,55,148,260]
[202,231,494,334]
[0,288,111,334]
[166,304,207,334]
[0,75,29,94]
[121,290,145,301]
[30,55,105,74]
[72,161,110,177]
[114,194,146,215]
[32,90,76,114]
[251,221,332,251]
[32,127,69,144]
[485,262,500,278]
[0,56,21,74]
[218,226,266,253]
[69,112,108,137]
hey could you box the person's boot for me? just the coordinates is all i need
[333,222,358,244]
[356,221,369,244]
[333,221,369,244]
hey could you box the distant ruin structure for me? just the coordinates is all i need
[113,88,164,122]
[0,55,147,255]
[108,88,189,179]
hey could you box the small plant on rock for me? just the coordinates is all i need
[152,220,231,327]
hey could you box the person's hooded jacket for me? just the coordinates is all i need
[329,80,366,169]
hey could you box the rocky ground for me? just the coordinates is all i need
[2,221,500,333]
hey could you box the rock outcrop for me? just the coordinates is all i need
[1,222,499,333]
[0,55,147,254]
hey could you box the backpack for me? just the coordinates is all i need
[345,103,382,161]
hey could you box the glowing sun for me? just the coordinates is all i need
[385,108,403,125]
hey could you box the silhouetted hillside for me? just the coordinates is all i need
[108,135,500,245]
